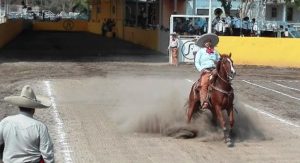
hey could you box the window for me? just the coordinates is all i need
[125,0,159,29]
[196,9,209,15]
[287,7,293,21]
[271,7,277,18]
[172,16,208,35]
[0,0,6,24]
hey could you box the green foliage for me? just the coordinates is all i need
[285,0,300,9]
[9,0,89,13]
[72,0,89,13]
[217,0,232,15]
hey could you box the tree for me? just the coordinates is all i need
[238,0,300,20]
[71,0,88,14]
[286,0,300,9]
[217,0,232,15]
[239,0,254,19]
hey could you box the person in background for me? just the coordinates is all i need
[194,33,220,110]
[232,13,242,36]
[195,17,208,35]
[224,13,233,36]
[168,32,180,66]
[0,85,54,163]
[212,8,223,35]
[242,16,251,36]
[251,18,258,36]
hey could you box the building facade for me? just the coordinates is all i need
[192,0,300,30]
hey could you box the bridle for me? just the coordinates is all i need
[210,57,235,96]
[219,57,235,83]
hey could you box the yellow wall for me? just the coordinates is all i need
[218,36,300,68]
[33,20,88,32]
[124,27,158,50]
[0,20,24,48]
[88,22,101,34]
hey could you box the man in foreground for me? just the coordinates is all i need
[0,85,54,163]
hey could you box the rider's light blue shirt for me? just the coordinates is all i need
[0,112,54,163]
[194,48,220,72]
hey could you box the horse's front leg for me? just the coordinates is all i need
[215,105,226,131]
[227,108,235,147]
[227,108,234,129]
[215,105,232,146]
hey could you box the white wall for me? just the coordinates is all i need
[265,4,300,23]
[158,30,169,54]
[290,7,300,23]
[265,4,284,21]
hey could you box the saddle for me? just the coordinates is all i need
[193,71,217,110]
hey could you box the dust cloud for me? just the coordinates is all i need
[110,78,269,142]
[231,98,270,141]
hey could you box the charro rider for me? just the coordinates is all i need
[0,85,54,163]
[194,33,220,110]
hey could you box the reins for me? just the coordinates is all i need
[210,58,233,96]
[210,85,233,96]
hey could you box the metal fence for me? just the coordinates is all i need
[0,16,6,24]
[0,10,6,24]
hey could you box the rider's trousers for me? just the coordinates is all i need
[199,71,210,105]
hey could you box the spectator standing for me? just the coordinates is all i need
[232,13,242,36]
[224,14,233,36]
[168,32,180,66]
[242,17,251,36]
[212,8,223,35]
[0,85,54,163]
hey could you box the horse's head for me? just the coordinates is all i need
[217,53,236,81]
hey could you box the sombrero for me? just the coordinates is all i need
[4,85,52,109]
[195,33,219,48]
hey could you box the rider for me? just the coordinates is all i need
[194,33,220,110]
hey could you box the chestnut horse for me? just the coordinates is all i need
[186,54,236,146]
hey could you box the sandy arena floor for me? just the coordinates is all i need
[0,31,300,163]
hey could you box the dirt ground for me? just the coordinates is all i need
[0,31,300,163]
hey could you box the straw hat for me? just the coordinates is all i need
[170,32,177,36]
[195,33,219,48]
[4,85,52,109]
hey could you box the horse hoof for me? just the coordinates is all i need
[226,141,234,147]
[225,138,234,147]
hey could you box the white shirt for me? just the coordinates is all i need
[224,16,232,28]
[0,112,54,163]
[214,20,224,32]
[169,37,179,48]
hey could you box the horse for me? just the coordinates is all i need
[186,53,236,146]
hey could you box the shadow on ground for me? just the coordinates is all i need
[0,30,168,63]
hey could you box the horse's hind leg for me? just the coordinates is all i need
[186,83,200,123]
[187,101,199,123]
[210,109,218,127]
